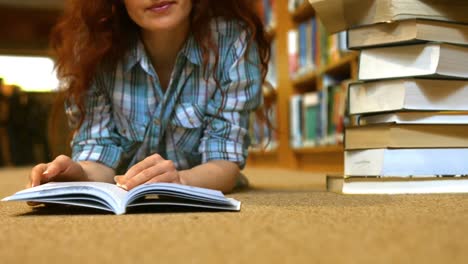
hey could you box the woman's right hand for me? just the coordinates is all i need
[28,155,87,189]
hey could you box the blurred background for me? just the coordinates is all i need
[0,0,68,167]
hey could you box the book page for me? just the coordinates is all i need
[127,197,241,211]
[125,183,235,208]
[2,182,128,214]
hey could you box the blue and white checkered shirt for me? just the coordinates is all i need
[68,19,263,173]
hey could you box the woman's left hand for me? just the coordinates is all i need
[114,154,184,191]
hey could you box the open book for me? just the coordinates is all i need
[1,182,241,215]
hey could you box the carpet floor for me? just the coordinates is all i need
[0,166,467,264]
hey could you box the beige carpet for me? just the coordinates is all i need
[0,166,467,264]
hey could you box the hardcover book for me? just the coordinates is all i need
[347,19,468,49]
[345,123,468,150]
[309,0,468,33]
[345,148,468,177]
[348,79,468,115]
[358,43,468,80]
[343,176,468,194]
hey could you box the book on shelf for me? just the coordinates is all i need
[288,29,299,76]
[347,19,468,50]
[348,79,468,115]
[358,112,468,125]
[289,0,309,13]
[258,0,276,30]
[343,176,468,194]
[345,148,468,177]
[289,17,349,79]
[297,18,318,73]
[318,77,331,145]
[329,79,351,143]
[328,31,347,63]
[290,94,304,149]
[289,77,350,148]
[302,92,320,146]
[345,123,468,150]
[308,0,468,33]
[358,43,468,80]
[290,18,318,78]
[1,182,241,215]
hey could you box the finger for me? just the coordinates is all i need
[45,155,74,179]
[124,154,165,180]
[29,163,49,188]
[144,172,178,184]
[122,165,168,191]
[114,175,127,188]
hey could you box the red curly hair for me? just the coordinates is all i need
[50,0,270,122]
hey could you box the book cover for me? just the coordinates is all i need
[345,123,468,150]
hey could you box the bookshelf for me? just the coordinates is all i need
[247,0,358,174]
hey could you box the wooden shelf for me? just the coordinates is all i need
[249,148,278,156]
[246,0,354,174]
[291,70,318,89]
[291,52,359,89]
[291,1,315,23]
[247,148,280,168]
[294,145,344,174]
[293,144,344,154]
[323,52,359,75]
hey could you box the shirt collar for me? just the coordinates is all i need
[123,33,203,73]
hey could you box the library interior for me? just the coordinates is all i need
[0,0,467,263]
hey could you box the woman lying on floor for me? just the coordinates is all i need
[28,0,269,193]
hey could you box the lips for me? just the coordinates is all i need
[147,1,176,11]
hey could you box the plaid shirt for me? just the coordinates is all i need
[69,19,263,173]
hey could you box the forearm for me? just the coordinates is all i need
[179,160,240,193]
[78,161,116,183]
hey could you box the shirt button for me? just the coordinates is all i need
[154,119,161,126]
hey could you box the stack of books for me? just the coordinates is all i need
[309,0,468,194]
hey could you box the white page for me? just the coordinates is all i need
[383,149,468,176]
[127,197,241,211]
[2,182,128,214]
[125,183,240,211]
[126,183,226,204]
[343,179,468,194]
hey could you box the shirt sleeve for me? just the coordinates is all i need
[67,83,123,170]
[200,28,263,169]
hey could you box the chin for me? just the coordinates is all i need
[143,17,187,31]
